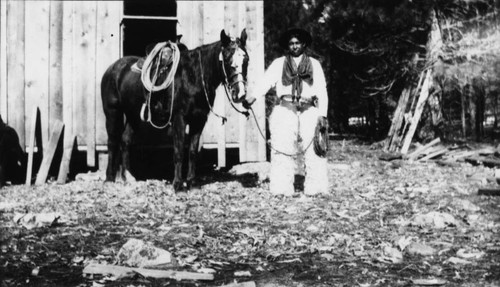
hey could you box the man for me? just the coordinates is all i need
[243,28,329,196]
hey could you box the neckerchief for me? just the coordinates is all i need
[281,53,313,101]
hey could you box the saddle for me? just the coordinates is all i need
[130,43,175,76]
[136,42,181,128]
[131,59,145,73]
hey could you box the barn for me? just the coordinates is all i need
[0,0,266,182]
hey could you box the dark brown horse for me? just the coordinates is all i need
[101,29,249,192]
[0,115,24,188]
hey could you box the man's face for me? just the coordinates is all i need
[288,36,305,57]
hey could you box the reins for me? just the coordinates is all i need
[198,44,314,157]
[198,50,228,124]
[140,41,180,129]
[247,106,315,158]
[197,48,250,124]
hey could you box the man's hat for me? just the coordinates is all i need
[279,28,312,49]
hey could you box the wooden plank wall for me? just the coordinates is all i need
[0,1,7,118]
[49,2,64,138]
[96,2,121,152]
[5,1,25,147]
[0,0,265,171]
[177,0,266,165]
[61,1,75,165]
[25,1,50,150]
[73,1,97,166]
[244,1,266,162]
[0,1,121,167]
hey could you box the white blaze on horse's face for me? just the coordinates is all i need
[230,47,248,103]
[220,29,249,103]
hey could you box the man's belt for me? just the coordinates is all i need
[279,95,317,111]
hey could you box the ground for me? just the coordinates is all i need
[0,138,499,287]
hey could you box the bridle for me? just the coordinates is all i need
[219,48,250,117]
[219,49,247,102]
[198,45,250,122]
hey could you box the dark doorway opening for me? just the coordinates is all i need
[122,0,177,57]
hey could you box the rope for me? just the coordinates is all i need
[248,107,315,158]
[198,50,227,124]
[141,41,180,92]
[140,41,180,129]
[222,84,249,118]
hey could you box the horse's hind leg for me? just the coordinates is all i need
[120,122,136,183]
[186,131,202,191]
[104,107,124,182]
[172,116,186,192]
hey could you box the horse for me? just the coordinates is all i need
[0,115,24,188]
[101,29,249,192]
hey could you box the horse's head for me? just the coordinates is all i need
[220,29,249,103]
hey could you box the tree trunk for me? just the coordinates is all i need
[469,84,477,140]
[473,79,485,141]
[494,91,498,129]
[461,87,467,138]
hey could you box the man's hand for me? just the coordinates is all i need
[242,96,256,110]
[318,116,328,133]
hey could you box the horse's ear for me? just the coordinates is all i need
[240,29,247,47]
[220,29,231,47]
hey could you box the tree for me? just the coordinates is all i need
[263,0,500,141]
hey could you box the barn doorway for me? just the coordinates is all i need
[122,0,177,57]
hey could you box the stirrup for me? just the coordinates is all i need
[140,102,149,122]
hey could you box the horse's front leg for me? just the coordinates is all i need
[172,116,186,192]
[186,131,202,190]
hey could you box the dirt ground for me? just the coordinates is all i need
[1,138,499,287]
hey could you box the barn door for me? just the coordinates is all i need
[121,0,177,57]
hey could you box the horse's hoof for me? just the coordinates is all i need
[173,181,184,193]
[186,181,201,192]
[123,170,136,183]
[175,190,188,200]
[104,178,115,185]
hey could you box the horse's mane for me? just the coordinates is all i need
[180,41,224,92]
